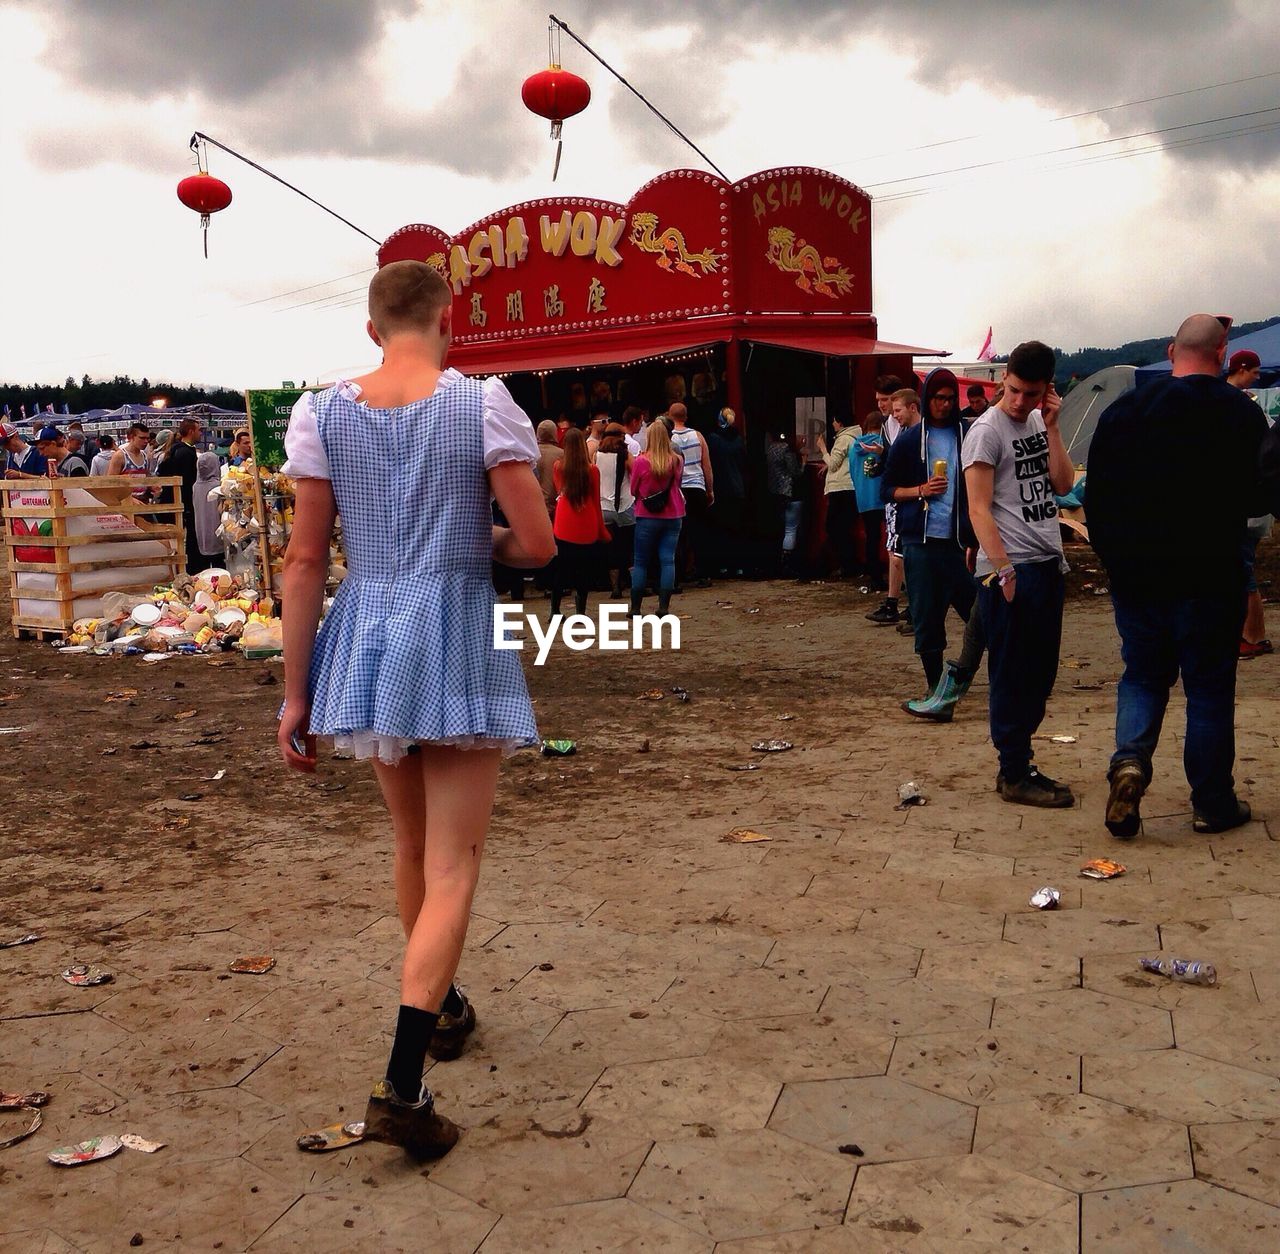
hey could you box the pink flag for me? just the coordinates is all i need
[977,327,995,361]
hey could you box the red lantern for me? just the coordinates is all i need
[522,66,590,180]
[177,172,233,258]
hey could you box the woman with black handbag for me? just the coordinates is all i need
[629,419,684,617]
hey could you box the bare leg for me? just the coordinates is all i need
[1243,591,1267,644]
[373,753,427,941]
[401,744,501,1012]
[889,553,904,601]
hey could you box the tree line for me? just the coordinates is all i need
[1,374,245,417]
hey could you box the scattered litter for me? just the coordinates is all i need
[104,690,138,703]
[725,763,761,772]
[0,727,27,736]
[0,1107,42,1150]
[1,1091,51,1109]
[177,793,203,802]
[48,1135,123,1166]
[1061,659,1088,670]
[161,816,191,831]
[204,769,227,782]
[538,962,555,972]
[1080,858,1126,880]
[751,739,793,753]
[895,780,927,809]
[784,622,806,628]
[297,1121,365,1153]
[130,740,159,750]
[638,689,664,701]
[0,933,40,948]
[722,828,771,844]
[173,710,198,721]
[637,739,651,753]
[777,714,795,722]
[541,739,577,756]
[1029,886,1061,910]
[745,607,760,614]
[838,1143,865,1157]
[229,956,275,975]
[1093,586,1109,596]
[670,686,690,702]
[57,645,91,654]
[1139,956,1217,986]
[1033,734,1078,744]
[61,964,113,987]
[101,747,118,756]
[79,1098,117,1115]
[142,653,173,663]
[120,1133,166,1154]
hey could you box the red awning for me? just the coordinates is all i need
[743,328,947,358]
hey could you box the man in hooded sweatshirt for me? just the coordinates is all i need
[881,368,976,702]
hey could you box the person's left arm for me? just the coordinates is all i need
[699,433,714,503]
[1041,385,1074,495]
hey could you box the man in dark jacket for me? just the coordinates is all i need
[881,368,976,700]
[1088,314,1268,838]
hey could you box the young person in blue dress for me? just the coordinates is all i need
[278,260,555,1158]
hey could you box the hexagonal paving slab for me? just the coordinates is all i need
[975,1094,1191,1192]
[891,1028,1080,1105]
[3,1009,131,1076]
[249,1183,496,1253]
[659,969,827,1021]
[708,1012,894,1084]
[628,1129,854,1242]
[583,1055,780,1140]
[1004,907,1159,956]
[768,1075,975,1162]
[990,988,1172,1053]
[1174,1001,1280,1077]
[842,1153,1079,1250]
[1083,948,1262,1012]
[540,1004,721,1070]
[425,1108,652,1211]
[1191,1118,1280,1207]
[763,931,922,985]
[854,903,1005,950]
[822,977,993,1038]
[916,940,1081,996]
[1083,1178,1280,1250]
[1084,1048,1280,1124]
[513,955,677,1012]
[479,1197,713,1252]
[96,1020,281,1097]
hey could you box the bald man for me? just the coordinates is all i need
[1087,314,1268,839]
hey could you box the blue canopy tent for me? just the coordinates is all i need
[1135,320,1280,387]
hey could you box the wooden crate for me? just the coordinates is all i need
[1,476,185,639]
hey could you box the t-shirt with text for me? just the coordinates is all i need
[961,406,1067,575]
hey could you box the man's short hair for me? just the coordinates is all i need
[128,422,149,437]
[967,384,986,399]
[891,388,920,409]
[592,408,611,421]
[1006,341,1056,385]
[875,374,904,395]
[368,260,451,337]
[621,405,642,426]
[99,434,116,449]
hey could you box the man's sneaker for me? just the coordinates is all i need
[1192,799,1252,834]
[1105,761,1146,840]
[1239,637,1273,660]
[999,767,1075,808]
[866,601,900,626]
[428,988,477,1061]
[363,1081,459,1159]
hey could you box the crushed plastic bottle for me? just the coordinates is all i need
[1139,956,1217,986]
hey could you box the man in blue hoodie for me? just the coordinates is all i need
[881,368,976,703]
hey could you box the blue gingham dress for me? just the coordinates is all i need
[300,376,538,760]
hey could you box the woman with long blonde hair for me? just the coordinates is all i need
[629,417,685,616]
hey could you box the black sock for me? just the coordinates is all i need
[386,1004,439,1102]
[442,984,465,1017]
[885,597,898,608]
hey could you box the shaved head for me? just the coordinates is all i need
[669,402,688,423]
[1169,314,1229,375]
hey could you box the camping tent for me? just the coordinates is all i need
[1134,321,1280,387]
[1060,365,1136,464]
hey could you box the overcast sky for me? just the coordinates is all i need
[2,0,1278,389]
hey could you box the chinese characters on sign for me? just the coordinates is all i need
[543,285,564,319]
[506,291,525,322]
[469,293,487,328]
[587,278,607,313]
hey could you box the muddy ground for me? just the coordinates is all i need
[2,538,1280,1251]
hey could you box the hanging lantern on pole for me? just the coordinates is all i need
[177,138,232,258]
[522,21,590,180]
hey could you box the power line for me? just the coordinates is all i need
[827,68,1280,169]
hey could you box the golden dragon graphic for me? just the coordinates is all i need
[629,212,722,277]
[765,226,853,298]
[424,252,447,278]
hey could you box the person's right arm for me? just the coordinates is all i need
[964,462,1014,599]
[491,461,556,568]
[107,450,125,475]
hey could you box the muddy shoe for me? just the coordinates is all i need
[428,989,477,1061]
[866,601,900,626]
[1105,761,1146,840]
[1192,799,1251,834]
[1000,767,1074,808]
[363,1081,459,1160]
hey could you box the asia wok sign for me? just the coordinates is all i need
[377,166,873,346]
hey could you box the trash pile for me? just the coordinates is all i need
[59,568,283,659]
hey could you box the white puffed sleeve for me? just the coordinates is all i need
[482,377,539,470]
[282,392,332,480]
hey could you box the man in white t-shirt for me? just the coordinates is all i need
[962,340,1075,808]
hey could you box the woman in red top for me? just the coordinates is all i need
[552,428,608,617]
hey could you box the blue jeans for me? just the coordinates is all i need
[632,516,682,597]
[980,558,1064,779]
[1110,589,1243,814]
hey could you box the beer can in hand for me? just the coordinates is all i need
[932,458,947,480]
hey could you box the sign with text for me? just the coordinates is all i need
[245,388,304,469]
